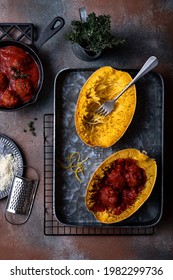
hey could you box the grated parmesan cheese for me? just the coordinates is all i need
[0,154,17,191]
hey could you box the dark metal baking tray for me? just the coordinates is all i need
[53,68,164,227]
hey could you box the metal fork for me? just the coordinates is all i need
[95,56,158,117]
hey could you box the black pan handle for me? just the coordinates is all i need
[34,17,65,50]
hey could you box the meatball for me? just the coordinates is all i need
[106,169,126,189]
[0,72,8,91]
[0,46,32,72]
[0,89,21,108]
[15,78,34,103]
[91,186,120,213]
[122,188,138,205]
[97,186,120,208]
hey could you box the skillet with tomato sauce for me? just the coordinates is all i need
[0,46,39,108]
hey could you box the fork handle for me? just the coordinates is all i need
[114,56,158,101]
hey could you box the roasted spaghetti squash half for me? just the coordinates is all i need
[75,66,136,148]
[86,148,157,224]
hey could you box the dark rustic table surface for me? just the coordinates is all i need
[0,0,173,260]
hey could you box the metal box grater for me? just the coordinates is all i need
[6,176,36,215]
[5,167,39,225]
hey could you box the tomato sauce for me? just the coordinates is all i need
[0,46,39,108]
[91,158,147,215]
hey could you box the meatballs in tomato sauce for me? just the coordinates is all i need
[90,158,147,215]
[0,46,39,108]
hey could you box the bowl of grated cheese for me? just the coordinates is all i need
[0,134,23,199]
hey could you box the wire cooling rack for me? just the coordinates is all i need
[43,114,154,236]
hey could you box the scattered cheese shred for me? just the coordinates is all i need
[0,154,16,191]
[58,152,88,182]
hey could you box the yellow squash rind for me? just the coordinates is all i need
[86,148,157,224]
[75,66,136,148]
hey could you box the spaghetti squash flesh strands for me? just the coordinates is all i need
[75,66,137,148]
[95,56,158,117]
[58,152,88,182]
